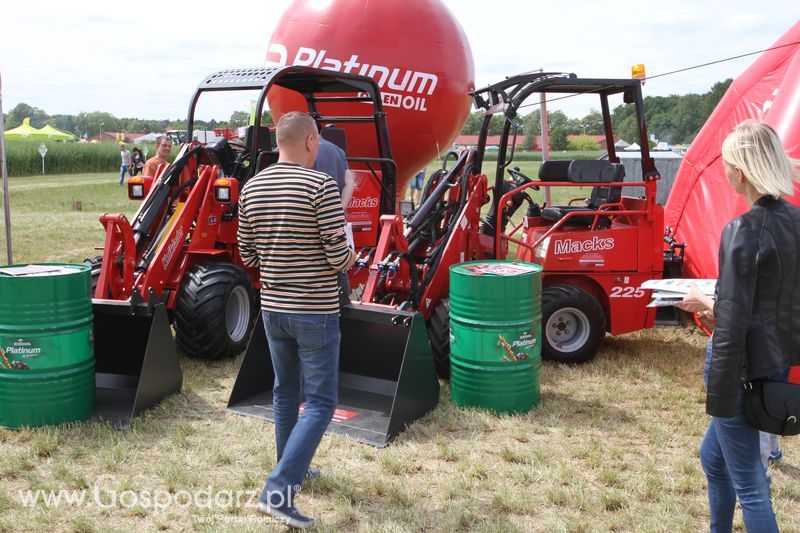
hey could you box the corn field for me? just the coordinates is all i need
[1,141,157,177]
[1,140,604,177]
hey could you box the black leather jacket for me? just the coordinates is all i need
[707,196,800,417]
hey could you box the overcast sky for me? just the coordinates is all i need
[2,1,798,122]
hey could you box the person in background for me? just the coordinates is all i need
[678,120,800,532]
[314,134,355,305]
[760,432,782,467]
[408,169,425,206]
[142,135,173,177]
[238,112,355,529]
[130,147,145,176]
[314,136,354,209]
[118,143,132,185]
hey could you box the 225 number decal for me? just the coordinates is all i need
[610,286,646,298]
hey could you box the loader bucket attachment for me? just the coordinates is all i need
[228,305,440,447]
[91,299,182,427]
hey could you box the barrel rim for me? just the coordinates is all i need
[450,259,543,276]
[0,263,90,278]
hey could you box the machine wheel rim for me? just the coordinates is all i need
[545,306,591,353]
[226,285,251,342]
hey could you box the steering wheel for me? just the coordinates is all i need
[507,166,539,191]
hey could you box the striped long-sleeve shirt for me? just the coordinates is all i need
[238,162,356,314]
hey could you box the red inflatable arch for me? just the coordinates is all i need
[664,21,800,279]
[265,0,475,198]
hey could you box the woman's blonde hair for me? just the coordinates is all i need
[721,120,799,198]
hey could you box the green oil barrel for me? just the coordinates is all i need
[0,264,94,428]
[449,260,542,414]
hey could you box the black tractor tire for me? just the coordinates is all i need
[427,298,451,380]
[174,263,258,361]
[541,285,606,364]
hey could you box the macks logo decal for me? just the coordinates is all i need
[348,196,379,209]
[554,236,615,255]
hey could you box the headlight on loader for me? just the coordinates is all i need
[214,178,237,203]
[128,177,145,200]
[216,186,230,201]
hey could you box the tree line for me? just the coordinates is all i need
[460,79,733,149]
[2,104,270,139]
[5,79,730,147]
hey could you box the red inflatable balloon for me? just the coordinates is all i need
[664,21,800,278]
[265,0,474,197]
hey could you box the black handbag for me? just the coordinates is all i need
[738,208,800,436]
[743,379,800,436]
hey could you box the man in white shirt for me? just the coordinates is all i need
[118,143,132,185]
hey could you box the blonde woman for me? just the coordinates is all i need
[691,121,799,531]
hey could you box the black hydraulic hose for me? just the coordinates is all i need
[379,293,397,305]
[458,162,478,206]
[137,176,199,272]
[373,270,389,303]
[408,200,448,254]
[372,252,397,302]
[407,149,470,232]
[131,145,205,250]
[167,176,199,212]
[406,169,451,233]
[396,252,419,307]
[440,150,459,171]
[413,185,469,305]
[134,145,202,223]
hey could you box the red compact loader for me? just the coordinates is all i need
[470,73,685,364]
[336,73,684,373]
[231,72,684,445]
[91,66,679,443]
[88,66,433,429]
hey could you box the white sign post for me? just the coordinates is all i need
[38,142,48,174]
[0,71,12,264]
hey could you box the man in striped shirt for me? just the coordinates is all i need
[238,111,355,529]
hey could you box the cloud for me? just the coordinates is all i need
[2,0,798,122]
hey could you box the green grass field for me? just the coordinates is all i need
[1,173,798,532]
[0,173,136,264]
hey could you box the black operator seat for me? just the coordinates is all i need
[540,160,624,228]
[244,125,278,173]
[321,125,348,153]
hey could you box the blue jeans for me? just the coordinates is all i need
[260,311,339,508]
[700,337,780,531]
[119,164,130,184]
[410,171,425,190]
[701,391,779,532]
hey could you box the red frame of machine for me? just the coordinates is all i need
[95,69,667,352]
[498,179,663,336]
[94,147,251,306]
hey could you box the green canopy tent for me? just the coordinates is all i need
[3,117,47,140]
[38,124,74,141]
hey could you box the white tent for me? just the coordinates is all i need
[614,139,631,149]
[192,130,225,143]
[624,142,641,151]
[134,131,226,144]
[133,133,160,144]
[655,141,671,151]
